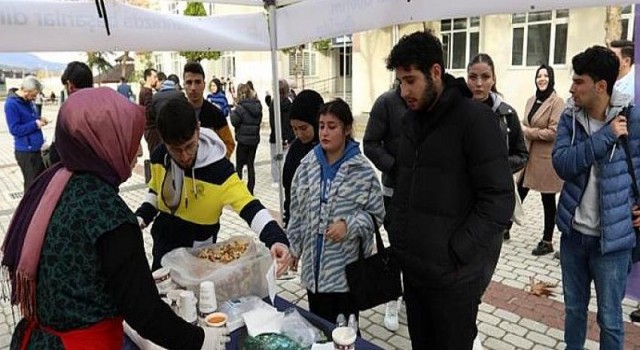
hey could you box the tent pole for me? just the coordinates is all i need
[266,0,285,221]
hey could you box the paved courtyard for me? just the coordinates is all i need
[0,102,640,349]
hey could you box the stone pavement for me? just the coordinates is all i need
[0,102,640,349]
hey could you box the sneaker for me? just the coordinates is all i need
[630,309,640,322]
[503,229,510,240]
[532,241,554,256]
[384,300,399,331]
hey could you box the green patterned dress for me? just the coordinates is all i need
[11,173,137,349]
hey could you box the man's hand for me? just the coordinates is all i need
[632,205,640,228]
[326,219,347,242]
[611,115,628,139]
[270,242,290,277]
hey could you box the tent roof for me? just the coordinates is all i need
[0,0,631,52]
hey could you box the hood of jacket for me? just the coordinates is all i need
[564,97,625,156]
[193,127,226,168]
[402,74,471,144]
[162,128,227,212]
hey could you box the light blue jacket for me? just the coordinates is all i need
[288,150,385,293]
[553,100,640,254]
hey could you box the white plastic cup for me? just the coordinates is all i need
[177,290,197,324]
[332,326,356,350]
[199,281,217,314]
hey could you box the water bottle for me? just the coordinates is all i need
[347,313,358,332]
[336,313,346,327]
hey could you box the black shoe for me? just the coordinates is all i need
[503,229,510,240]
[631,309,640,322]
[532,241,554,256]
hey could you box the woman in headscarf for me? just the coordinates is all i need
[518,64,565,256]
[3,88,228,350]
[282,89,324,228]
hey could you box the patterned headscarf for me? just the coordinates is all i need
[1,87,145,319]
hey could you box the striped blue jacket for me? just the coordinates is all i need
[288,151,385,293]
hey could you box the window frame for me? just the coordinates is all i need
[288,48,317,77]
[511,9,569,67]
[440,17,481,71]
[621,5,635,41]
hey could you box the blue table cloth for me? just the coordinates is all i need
[123,295,381,349]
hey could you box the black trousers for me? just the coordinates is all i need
[517,176,557,242]
[15,151,45,192]
[236,143,258,194]
[307,289,360,331]
[403,280,481,350]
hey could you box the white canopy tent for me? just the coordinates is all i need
[0,0,633,212]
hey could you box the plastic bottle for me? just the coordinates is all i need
[347,313,358,332]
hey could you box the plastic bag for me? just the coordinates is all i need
[281,308,326,347]
[218,296,271,332]
[161,236,272,302]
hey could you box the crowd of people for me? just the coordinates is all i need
[2,30,640,350]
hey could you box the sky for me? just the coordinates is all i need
[31,52,86,64]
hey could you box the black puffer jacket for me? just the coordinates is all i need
[363,88,407,189]
[230,98,263,146]
[386,75,514,295]
[268,97,294,145]
[488,92,529,174]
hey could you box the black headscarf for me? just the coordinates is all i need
[528,64,555,123]
[535,64,555,102]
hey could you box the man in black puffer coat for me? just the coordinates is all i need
[385,31,514,350]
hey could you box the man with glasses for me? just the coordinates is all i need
[135,97,290,275]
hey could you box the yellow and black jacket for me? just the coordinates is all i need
[135,128,288,269]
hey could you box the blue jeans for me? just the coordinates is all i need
[560,230,632,350]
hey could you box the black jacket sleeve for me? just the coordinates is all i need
[97,223,204,350]
[364,94,396,174]
[506,111,529,173]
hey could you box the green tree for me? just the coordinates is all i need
[180,2,221,62]
[86,51,113,85]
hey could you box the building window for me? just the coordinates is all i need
[511,9,569,66]
[220,53,236,78]
[170,53,181,76]
[288,51,317,76]
[622,5,635,41]
[441,17,480,70]
[154,54,163,73]
[168,2,180,14]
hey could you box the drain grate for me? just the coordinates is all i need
[8,192,23,200]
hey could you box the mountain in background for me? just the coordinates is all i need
[0,53,67,72]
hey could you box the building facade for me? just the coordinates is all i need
[145,3,634,118]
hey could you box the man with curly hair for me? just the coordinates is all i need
[384,30,514,349]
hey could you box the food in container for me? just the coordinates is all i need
[205,312,227,327]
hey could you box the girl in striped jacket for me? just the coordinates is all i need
[288,99,385,328]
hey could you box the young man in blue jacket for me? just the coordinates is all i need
[5,76,48,191]
[552,45,640,349]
